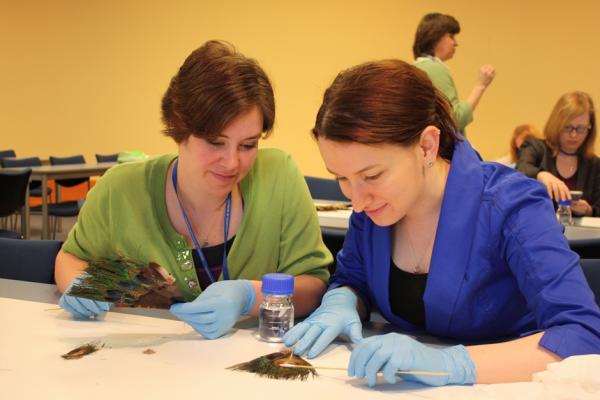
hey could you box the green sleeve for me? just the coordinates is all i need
[417,61,473,131]
[61,169,115,261]
[277,154,332,283]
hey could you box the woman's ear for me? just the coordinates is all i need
[419,125,441,167]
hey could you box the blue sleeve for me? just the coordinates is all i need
[328,212,372,312]
[497,174,600,357]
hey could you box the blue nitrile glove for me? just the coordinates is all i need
[283,286,363,358]
[169,279,255,340]
[59,277,111,319]
[349,333,476,387]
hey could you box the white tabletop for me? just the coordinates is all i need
[1,279,599,399]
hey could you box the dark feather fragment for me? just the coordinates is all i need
[61,341,104,360]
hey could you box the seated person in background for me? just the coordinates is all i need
[517,91,600,216]
[413,13,495,135]
[284,59,600,387]
[54,40,332,338]
[495,123,542,167]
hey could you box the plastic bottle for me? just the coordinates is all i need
[556,199,574,226]
[258,273,294,342]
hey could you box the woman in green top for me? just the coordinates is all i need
[55,40,332,339]
[413,13,495,134]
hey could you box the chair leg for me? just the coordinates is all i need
[52,216,58,240]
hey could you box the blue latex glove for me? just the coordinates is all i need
[59,277,112,319]
[170,279,255,339]
[349,333,476,387]
[283,286,363,358]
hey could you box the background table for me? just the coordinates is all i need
[1,279,599,399]
[4,162,117,239]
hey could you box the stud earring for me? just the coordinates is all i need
[427,160,434,168]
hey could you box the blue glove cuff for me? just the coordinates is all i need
[323,286,358,306]
[441,345,477,385]
[239,279,256,316]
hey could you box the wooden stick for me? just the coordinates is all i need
[44,307,63,311]
[279,363,448,376]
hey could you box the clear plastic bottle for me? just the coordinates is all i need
[556,199,574,226]
[258,273,294,342]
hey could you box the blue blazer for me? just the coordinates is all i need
[330,140,600,358]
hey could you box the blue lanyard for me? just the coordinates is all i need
[171,159,231,282]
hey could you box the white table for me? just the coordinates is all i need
[1,279,599,399]
[319,210,600,247]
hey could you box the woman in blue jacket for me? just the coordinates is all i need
[284,59,600,387]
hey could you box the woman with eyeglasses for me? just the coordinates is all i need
[283,60,600,387]
[517,91,600,216]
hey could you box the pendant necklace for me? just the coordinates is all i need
[404,226,436,274]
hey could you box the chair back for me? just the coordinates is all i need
[0,169,32,217]
[49,155,88,188]
[0,238,61,283]
[0,149,17,165]
[1,156,42,168]
[581,259,600,306]
[305,176,348,201]
[95,153,119,163]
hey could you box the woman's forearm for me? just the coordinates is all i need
[54,249,88,293]
[467,332,560,383]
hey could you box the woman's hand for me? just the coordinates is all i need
[536,171,571,202]
[170,280,255,339]
[478,64,496,88]
[348,333,476,387]
[283,286,363,358]
[571,199,592,216]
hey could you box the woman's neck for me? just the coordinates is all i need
[172,162,232,214]
[559,149,578,157]
[404,159,449,225]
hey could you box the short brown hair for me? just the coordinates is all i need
[412,13,460,59]
[161,40,275,143]
[544,91,596,159]
[312,59,461,161]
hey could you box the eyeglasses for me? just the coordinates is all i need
[561,125,591,134]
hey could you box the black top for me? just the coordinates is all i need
[389,259,428,328]
[192,236,236,290]
[517,137,600,216]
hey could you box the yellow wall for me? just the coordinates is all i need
[2,0,599,177]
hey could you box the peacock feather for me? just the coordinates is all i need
[227,350,317,381]
[67,258,185,309]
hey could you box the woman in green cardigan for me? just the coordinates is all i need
[54,40,332,339]
[413,13,495,134]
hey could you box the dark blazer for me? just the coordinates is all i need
[516,138,600,216]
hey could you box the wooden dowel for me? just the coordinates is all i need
[279,363,449,376]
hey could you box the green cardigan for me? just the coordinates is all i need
[63,148,332,301]
[415,56,473,133]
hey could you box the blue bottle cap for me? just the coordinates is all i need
[558,199,572,206]
[261,273,294,295]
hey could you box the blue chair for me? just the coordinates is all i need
[1,156,52,199]
[0,237,62,283]
[95,153,119,163]
[305,176,348,201]
[305,176,349,273]
[0,149,16,161]
[47,155,89,239]
[581,259,600,306]
[0,169,32,239]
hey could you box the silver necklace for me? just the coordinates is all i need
[404,227,436,274]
